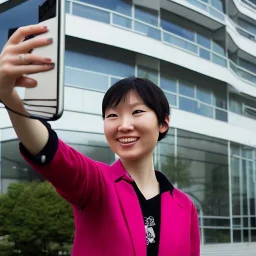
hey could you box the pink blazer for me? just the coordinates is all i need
[23,139,200,256]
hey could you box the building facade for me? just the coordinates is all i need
[1,0,256,255]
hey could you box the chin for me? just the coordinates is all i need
[117,152,143,162]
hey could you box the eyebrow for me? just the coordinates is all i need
[108,101,145,110]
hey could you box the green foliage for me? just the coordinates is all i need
[0,182,74,256]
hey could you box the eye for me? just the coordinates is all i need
[133,110,145,115]
[106,113,118,118]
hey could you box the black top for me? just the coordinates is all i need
[133,172,173,256]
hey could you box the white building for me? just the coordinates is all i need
[1,0,256,255]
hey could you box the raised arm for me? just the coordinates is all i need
[0,25,54,154]
[0,25,105,209]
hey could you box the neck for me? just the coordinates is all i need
[120,153,159,198]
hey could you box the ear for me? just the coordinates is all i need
[160,115,170,133]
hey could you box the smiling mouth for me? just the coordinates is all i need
[117,137,139,144]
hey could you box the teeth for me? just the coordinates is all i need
[118,138,138,144]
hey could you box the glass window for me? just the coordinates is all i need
[66,1,70,13]
[137,66,158,85]
[229,94,243,115]
[215,109,228,122]
[212,41,225,56]
[179,81,195,98]
[1,140,43,194]
[65,67,109,91]
[113,14,132,29]
[212,54,227,67]
[160,76,177,93]
[163,32,198,54]
[210,0,224,11]
[65,38,135,78]
[176,130,229,216]
[233,230,242,242]
[79,0,132,16]
[197,34,211,49]
[179,97,197,114]
[73,3,110,24]
[200,48,211,60]
[57,131,115,164]
[244,106,256,119]
[213,91,227,110]
[134,5,158,26]
[239,58,256,74]
[238,18,256,36]
[197,103,213,118]
[203,218,230,227]
[165,92,177,106]
[134,22,161,41]
[197,87,212,104]
[161,19,195,42]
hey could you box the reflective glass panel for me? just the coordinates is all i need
[197,87,212,104]
[160,76,177,93]
[73,3,110,24]
[165,92,177,106]
[134,5,158,26]
[200,48,211,60]
[176,130,229,216]
[179,81,195,97]
[135,21,161,41]
[113,14,132,29]
[215,109,228,122]
[78,0,132,16]
[179,97,197,113]
[197,34,211,49]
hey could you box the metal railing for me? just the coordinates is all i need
[240,0,256,11]
[184,0,225,21]
[66,0,256,87]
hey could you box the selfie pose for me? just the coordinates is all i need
[0,25,200,256]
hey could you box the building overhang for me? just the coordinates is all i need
[161,0,224,30]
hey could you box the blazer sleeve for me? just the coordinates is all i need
[190,204,200,256]
[20,123,105,209]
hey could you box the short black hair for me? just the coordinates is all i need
[102,77,170,141]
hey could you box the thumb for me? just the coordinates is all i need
[15,76,37,88]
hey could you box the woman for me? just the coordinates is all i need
[0,24,200,256]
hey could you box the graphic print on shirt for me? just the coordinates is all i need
[144,216,156,245]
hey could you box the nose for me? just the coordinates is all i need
[118,118,134,132]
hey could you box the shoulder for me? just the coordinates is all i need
[172,187,197,210]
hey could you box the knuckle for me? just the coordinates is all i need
[3,45,13,54]
[1,64,11,75]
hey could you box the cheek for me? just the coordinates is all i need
[104,122,115,141]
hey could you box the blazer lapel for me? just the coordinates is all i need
[158,191,186,256]
[115,180,147,256]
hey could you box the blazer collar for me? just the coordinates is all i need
[111,159,181,205]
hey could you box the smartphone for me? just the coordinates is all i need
[0,0,65,120]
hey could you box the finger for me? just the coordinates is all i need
[8,64,54,76]
[14,36,53,54]
[15,77,37,88]
[7,25,48,45]
[11,53,52,65]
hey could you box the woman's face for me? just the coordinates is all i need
[104,90,169,161]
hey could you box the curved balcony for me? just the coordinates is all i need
[65,0,256,94]
[162,0,225,29]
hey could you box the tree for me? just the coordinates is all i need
[0,182,74,256]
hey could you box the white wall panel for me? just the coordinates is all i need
[171,108,256,148]
[64,87,103,114]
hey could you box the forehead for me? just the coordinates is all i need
[110,90,145,109]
